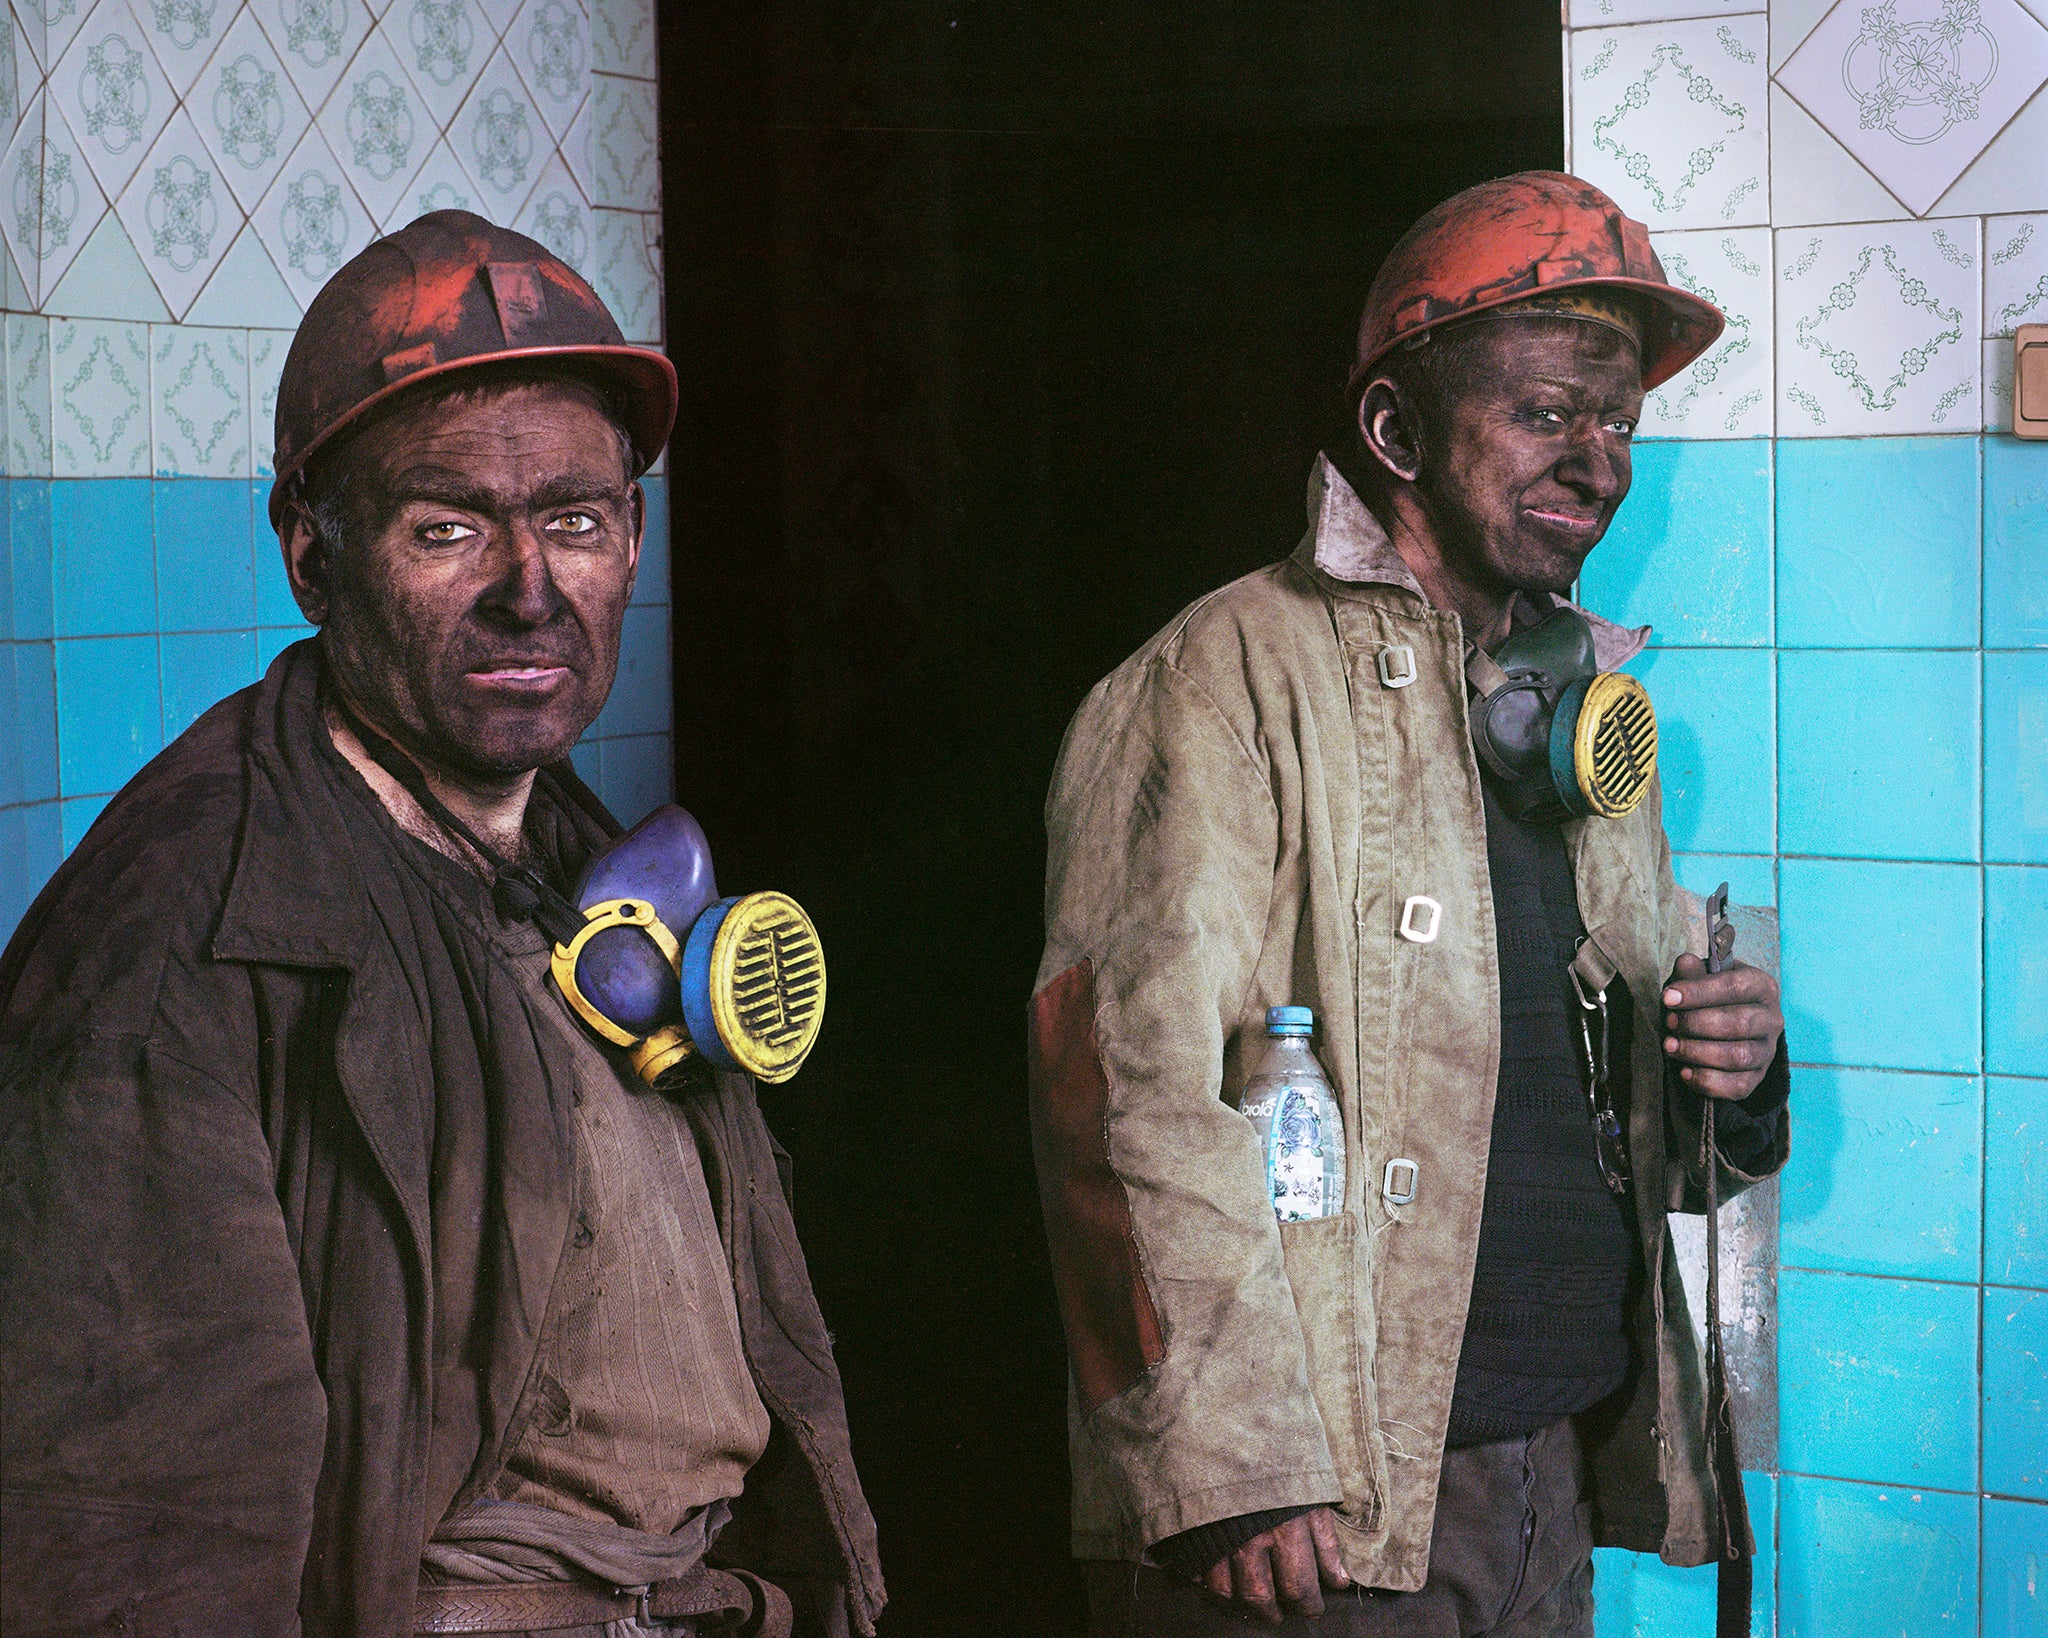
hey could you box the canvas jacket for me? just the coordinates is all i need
[1028,456,1787,1591]
[0,642,885,1638]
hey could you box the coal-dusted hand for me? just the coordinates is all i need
[1202,1506,1351,1625]
[1662,953,1784,1102]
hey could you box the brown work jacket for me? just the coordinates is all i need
[1029,457,1786,1590]
[0,642,885,1638]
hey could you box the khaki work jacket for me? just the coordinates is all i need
[1029,457,1786,1590]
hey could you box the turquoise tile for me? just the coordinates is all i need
[1779,1475,1976,1638]
[1777,437,1979,648]
[1989,653,2048,864]
[569,736,602,791]
[1778,1268,1978,1489]
[1780,858,1981,1073]
[1777,649,1979,862]
[0,486,11,641]
[1989,1077,2048,1289]
[1580,440,1773,647]
[0,647,17,807]
[1780,1068,1980,1280]
[1983,1497,2048,1638]
[257,626,315,671]
[1987,440,2048,649]
[50,479,155,636]
[9,480,51,640]
[0,801,62,946]
[154,479,254,632]
[1589,1472,1774,1637]
[1671,852,1776,909]
[599,733,671,827]
[252,480,303,627]
[55,635,162,796]
[1625,647,1775,854]
[632,472,668,607]
[595,604,670,738]
[1990,868,2048,1077]
[160,630,257,741]
[59,792,113,854]
[12,640,56,804]
[1988,1287,2048,1500]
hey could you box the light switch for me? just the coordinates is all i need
[2018,324,2048,441]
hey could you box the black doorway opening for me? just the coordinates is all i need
[657,10,1561,1632]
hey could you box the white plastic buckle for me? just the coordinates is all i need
[1376,644,1417,689]
[1382,1157,1420,1206]
[1398,895,1442,944]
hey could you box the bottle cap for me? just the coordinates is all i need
[1266,1005,1314,1035]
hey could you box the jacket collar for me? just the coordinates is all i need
[1292,453,1652,670]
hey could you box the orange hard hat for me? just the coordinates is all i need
[269,210,677,527]
[1349,171,1723,395]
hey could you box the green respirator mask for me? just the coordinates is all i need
[1466,608,1659,824]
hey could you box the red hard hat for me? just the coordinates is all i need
[269,210,677,527]
[1349,172,1723,395]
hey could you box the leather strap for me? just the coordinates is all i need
[414,1565,791,1636]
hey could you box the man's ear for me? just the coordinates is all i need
[1358,375,1426,486]
[278,489,333,626]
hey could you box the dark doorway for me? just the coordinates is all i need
[657,9,1561,1632]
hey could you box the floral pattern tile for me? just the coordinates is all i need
[1987,212,2048,335]
[1570,14,1769,232]
[1775,0,2048,217]
[506,0,582,139]
[1640,225,1773,435]
[586,0,646,77]
[18,0,92,78]
[113,106,233,316]
[248,321,284,473]
[510,147,581,267]
[1984,334,2015,428]
[246,0,369,116]
[379,130,470,227]
[50,313,149,472]
[1776,217,1983,435]
[3,93,111,305]
[6,311,53,473]
[250,122,371,309]
[314,22,429,222]
[49,0,174,203]
[1929,73,2048,215]
[150,319,244,473]
[583,67,648,209]
[1568,0,1765,20]
[379,0,489,129]
[449,43,540,215]
[589,203,652,340]
[3,6,35,142]
[134,0,239,98]
[190,4,311,214]
[560,74,589,199]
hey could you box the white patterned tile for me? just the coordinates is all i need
[560,72,588,197]
[448,42,538,216]
[50,312,147,471]
[585,0,644,77]
[41,198,170,316]
[0,227,31,306]
[134,0,237,96]
[181,216,296,321]
[1570,15,1768,231]
[505,0,580,139]
[114,106,235,316]
[471,0,513,37]
[1929,79,2048,215]
[1985,334,2015,428]
[510,147,580,266]
[1639,226,1772,436]
[1567,0,1763,20]
[380,0,487,128]
[2,6,34,144]
[6,311,52,471]
[189,5,311,213]
[250,122,370,308]
[377,128,467,226]
[1987,213,2048,336]
[583,67,647,209]
[248,320,284,473]
[314,22,427,221]
[1768,81,1910,226]
[151,320,244,473]
[48,0,172,205]
[1776,218,1983,435]
[246,0,368,115]
[1777,0,2048,218]
[588,203,650,339]
[3,94,111,305]
[1770,0,1839,67]
[18,0,90,76]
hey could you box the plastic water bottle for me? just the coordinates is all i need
[1239,1007,1345,1222]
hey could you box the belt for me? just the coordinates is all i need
[414,1565,792,1636]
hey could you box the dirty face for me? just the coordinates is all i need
[1403,317,1644,598]
[293,379,642,780]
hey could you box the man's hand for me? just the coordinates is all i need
[1663,953,1784,1101]
[1201,1506,1350,1624]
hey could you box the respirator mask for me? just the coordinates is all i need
[1466,607,1658,824]
[550,806,827,1086]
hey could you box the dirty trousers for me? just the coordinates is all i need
[1083,1417,1595,1638]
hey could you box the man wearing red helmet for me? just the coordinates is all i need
[1031,173,1787,1635]
[0,215,882,1638]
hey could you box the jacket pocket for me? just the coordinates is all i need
[1279,1211,1382,1535]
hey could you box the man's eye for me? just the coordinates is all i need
[421,520,476,543]
[1529,407,1567,426]
[551,511,600,535]
[1606,417,1637,437]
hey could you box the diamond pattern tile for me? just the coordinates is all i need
[2,6,35,142]
[584,65,648,208]
[559,71,588,197]
[1641,226,1774,436]
[1988,212,2048,337]
[510,147,581,266]
[151,321,245,474]
[589,204,652,340]
[1776,0,2048,217]
[3,93,112,305]
[247,320,284,474]
[48,0,175,203]
[50,314,149,472]
[247,0,369,116]
[250,121,370,308]
[134,0,239,97]
[313,21,426,221]
[7,311,53,472]
[1777,217,1983,434]
[113,105,234,316]
[19,0,92,79]
[586,0,645,77]
[448,41,538,216]
[190,4,311,213]
[506,0,583,139]
[378,129,468,227]
[380,0,487,128]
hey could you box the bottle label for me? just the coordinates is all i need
[1269,1086,1330,1221]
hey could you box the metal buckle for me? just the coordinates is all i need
[1376,645,1418,689]
[1567,953,1632,1197]
[1382,1157,1419,1206]
[1398,895,1441,944]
